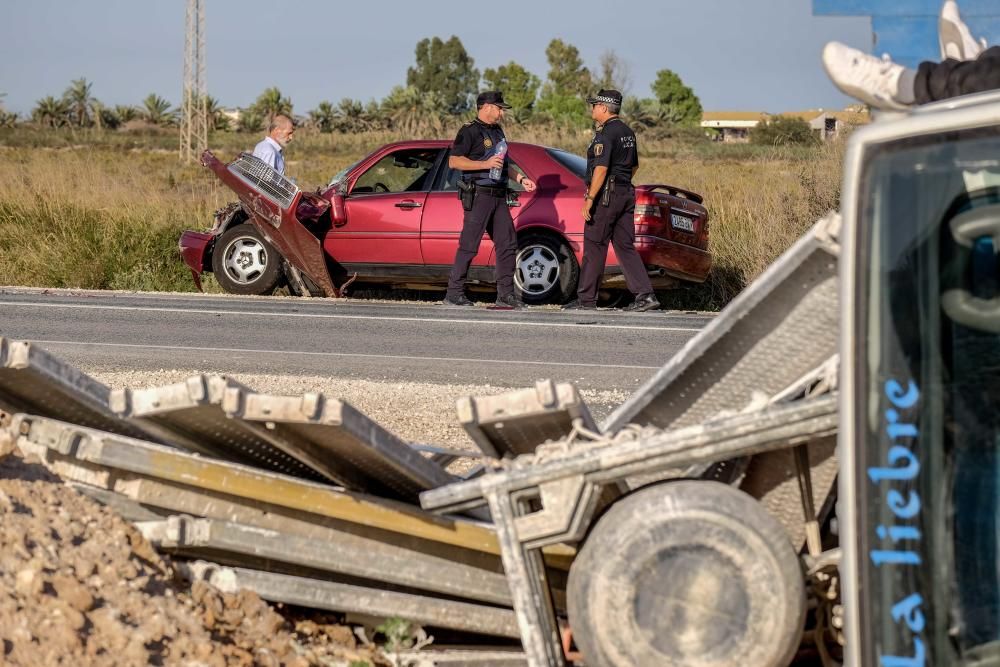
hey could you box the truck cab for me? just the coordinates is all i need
[839,90,1000,666]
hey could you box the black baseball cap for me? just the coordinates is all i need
[477,91,512,109]
[587,89,623,106]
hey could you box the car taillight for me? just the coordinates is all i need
[635,204,661,218]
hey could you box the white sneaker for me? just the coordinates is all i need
[939,0,987,61]
[822,42,912,111]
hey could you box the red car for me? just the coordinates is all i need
[179,140,711,304]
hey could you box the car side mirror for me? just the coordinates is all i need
[330,192,348,227]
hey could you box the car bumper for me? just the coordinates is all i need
[178,230,215,291]
[636,235,712,284]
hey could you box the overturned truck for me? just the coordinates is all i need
[422,91,1000,667]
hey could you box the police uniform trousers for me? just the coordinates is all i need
[577,184,653,305]
[446,187,517,299]
[915,46,1000,104]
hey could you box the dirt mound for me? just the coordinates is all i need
[0,447,378,667]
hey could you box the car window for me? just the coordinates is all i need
[351,149,442,195]
[435,160,528,192]
[546,148,587,181]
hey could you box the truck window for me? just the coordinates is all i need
[855,127,1000,666]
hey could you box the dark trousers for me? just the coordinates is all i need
[447,190,517,299]
[577,185,654,306]
[916,46,1000,104]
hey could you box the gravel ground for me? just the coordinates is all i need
[84,367,631,451]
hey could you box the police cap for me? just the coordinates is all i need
[587,89,623,106]
[476,91,512,109]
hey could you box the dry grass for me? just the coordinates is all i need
[0,127,844,309]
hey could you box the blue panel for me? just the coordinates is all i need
[815,1,1000,64]
[815,0,1000,17]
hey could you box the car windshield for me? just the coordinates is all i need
[328,160,360,188]
[857,127,1000,666]
[545,148,587,181]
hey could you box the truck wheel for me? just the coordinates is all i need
[567,481,805,667]
[211,224,282,295]
[514,232,578,304]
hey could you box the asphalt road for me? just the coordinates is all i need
[0,288,710,392]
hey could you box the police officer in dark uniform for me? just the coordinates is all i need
[444,91,537,308]
[563,89,660,312]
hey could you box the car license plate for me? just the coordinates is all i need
[671,213,695,232]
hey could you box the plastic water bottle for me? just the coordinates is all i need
[489,139,508,181]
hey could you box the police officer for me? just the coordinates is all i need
[443,91,537,308]
[563,90,660,312]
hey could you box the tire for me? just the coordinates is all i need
[567,481,805,667]
[211,224,283,295]
[514,232,578,305]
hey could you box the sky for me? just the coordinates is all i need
[0,0,875,117]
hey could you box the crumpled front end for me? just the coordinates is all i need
[178,230,214,291]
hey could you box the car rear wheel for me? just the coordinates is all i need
[567,480,806,667]
[211,224,282,295]
[514,232,578,305]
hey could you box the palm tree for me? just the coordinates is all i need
[114,104,138,124]
[380,86,447,136]
[308,101,336,132]
[332,98,373,132]
[63,77,96,127]
[251,87,292,124]
[203,95,230,131]
[140,93,177,127]
[238,108,265,133]
[32,96,71,128]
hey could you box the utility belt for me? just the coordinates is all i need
[457,180,509,211]
[589,175,634,207]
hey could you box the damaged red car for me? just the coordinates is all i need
[179,141,712,304]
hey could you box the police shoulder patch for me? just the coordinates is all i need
[594,144,604,156]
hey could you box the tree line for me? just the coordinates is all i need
[3,37,704,136]
[1,36,824,145]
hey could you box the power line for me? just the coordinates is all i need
[180,0,207,162]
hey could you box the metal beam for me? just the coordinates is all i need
[10,414,574,566]
[221,387,455,500]
[177,561,521,639]
[0,337,147,440]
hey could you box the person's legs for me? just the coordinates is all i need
[486,199,517,299]
[575,205,614,306]
[446,195,492,301]
[915,46,1000,104]
[609,190,654,297]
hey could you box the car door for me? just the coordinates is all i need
[323,147,443,266]
[419,147,538,270]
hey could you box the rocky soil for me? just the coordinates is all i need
[0,443,386,667]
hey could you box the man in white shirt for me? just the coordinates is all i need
[252,114,294,175]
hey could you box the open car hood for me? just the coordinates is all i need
[201,150,337,297]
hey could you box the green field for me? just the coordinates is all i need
[0,126,843,309]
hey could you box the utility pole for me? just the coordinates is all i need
[180,0,207,162]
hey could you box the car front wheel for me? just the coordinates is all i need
[211,224,282,295]
[514,232,578,305]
